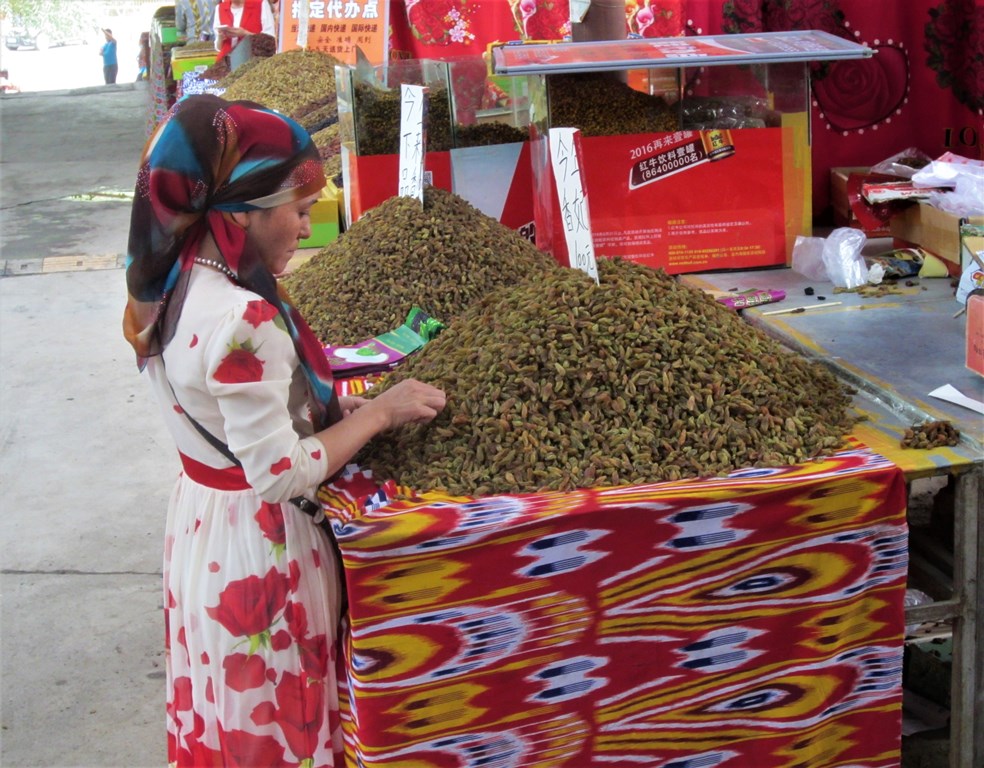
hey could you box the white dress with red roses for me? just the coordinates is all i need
[146,265,345,767]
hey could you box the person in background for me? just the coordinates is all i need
[136,32,150,81]
[0,69,20,94]
[214,0,275,61]
[175,0,217,42]
[99,28,118,84]
[124,94,446,765]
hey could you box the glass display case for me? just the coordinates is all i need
[493,31,871,274]
[336,57,533,230]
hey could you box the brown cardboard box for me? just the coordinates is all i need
[829,167,891,236]
[890,202,984,266]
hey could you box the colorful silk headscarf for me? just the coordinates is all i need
[124,94,342,429]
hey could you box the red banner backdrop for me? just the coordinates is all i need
[387,0,983,218]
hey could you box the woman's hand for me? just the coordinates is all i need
[314,379,446,481]
[365,379,446,431]
[338,395,369,417]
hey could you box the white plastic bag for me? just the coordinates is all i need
[870,147,932,179]
[791,235,828,281]
[821,228,868,289]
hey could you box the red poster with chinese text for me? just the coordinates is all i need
[538,127,796,274]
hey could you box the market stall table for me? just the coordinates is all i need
[322,443,909,766]
[682,267,983,768]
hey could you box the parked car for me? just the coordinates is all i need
[4,27,89,50]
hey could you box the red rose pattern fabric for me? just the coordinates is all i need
[212,341,265,384]
[147,268,343,767]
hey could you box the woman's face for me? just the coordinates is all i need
[247,191,320,276]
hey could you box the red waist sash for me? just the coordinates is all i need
[179,452,251,491]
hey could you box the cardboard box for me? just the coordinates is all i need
[829,166,891,236]
[890,202,984,266]
[171,53,217,80]
[298,187,339,249]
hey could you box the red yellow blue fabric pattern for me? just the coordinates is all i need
[320,444,907,766]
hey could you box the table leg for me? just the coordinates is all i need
[950,466,982,768]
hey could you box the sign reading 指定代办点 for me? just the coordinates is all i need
[279,0,389,65]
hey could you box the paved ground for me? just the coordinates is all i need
[1,84,173,767]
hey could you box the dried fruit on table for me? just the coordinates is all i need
[901,420,960,449]
[311,123,341,161]
[283,186,558,346]
[296,97,339,133]
[221,49,343,119]
[548,73,678,137]
[359,258,860,496]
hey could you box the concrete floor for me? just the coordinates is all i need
[1,85,173,767]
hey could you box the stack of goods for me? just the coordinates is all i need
[172,40,220,98]
[192,34,278,91]
[221,49,342,121]
[309,122,341,184]
[353,81,526,154]
[146,6,180,136]
[283,186,559,347]
[354,81,453,155]
[547,73,677,136]
[228,31,276,70]
[359,257,859,496]
[218,50,344,182]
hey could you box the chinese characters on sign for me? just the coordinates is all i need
[628,130,736,190]
[280,0,389,65]
[398,84,426,204]
[549,128,599,283]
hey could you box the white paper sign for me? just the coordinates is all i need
[398,84,426,203]
[549,127,599,283]
[928,383,984,415]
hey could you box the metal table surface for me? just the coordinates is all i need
[683,267,983,768]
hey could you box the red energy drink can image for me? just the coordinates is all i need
[702,129,735,161]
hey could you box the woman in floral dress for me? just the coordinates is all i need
[123,95,446,766]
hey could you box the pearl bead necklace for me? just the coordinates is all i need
[193,256,238,282]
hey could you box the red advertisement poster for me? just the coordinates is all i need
[539,128,793,274]
[279,0,390,65]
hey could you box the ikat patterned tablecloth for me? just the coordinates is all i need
[321,445,908,767]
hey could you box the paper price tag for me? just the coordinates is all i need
[549,127,599,283]
[398,84,427,204]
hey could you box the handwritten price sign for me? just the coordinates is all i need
[549,127,599,283]
[398,84,426,204]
